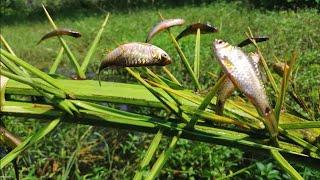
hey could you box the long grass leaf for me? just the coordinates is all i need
[280,121,320,129]
[49,47,64,74]
[161,67,181,85]
[81,13,110,73]
[134,130,163,180]
[1,55,26,76]
[194,28,200,79]
[158,12,201,90]
[42,4,85,79]
[0,34,16,56]
[1,69,66,98]
[0,118,60,168]
[146,131,181,180]
[147,75,227,179]
[270,150,303,180]
[1,49,74,96]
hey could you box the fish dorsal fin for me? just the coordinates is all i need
[249,52,260,64]
[249,52,265,81]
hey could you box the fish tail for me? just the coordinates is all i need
[264,111,279,141]
[215,99,225,115]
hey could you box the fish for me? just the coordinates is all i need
[216,52,261,115]
[37,28,81,44]
[271,62,289,76]
[145,18,185,43]
[213,39,278,138]
[237,36,269,47]
[98,42,172,86]
[176,22,218,41]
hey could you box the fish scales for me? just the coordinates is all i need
[98,42,171,86]
[213,40,270,116]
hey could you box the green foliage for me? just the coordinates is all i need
[1,1,320,179]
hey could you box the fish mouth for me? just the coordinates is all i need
[162,58,172,65]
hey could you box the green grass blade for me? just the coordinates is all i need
[194,28,200,79]
[81,13,110,73]
[134,129,163,180]
[168,31,201,90]
[1,55,26,76]
[280,121,320,129]
[0,34,16,56]
[279,128,318,153]
[61,126,92,180]
[188,74,227,127]
[49,47,64,74]
[41,4,85,79]
[161,67,181,86]
[1,69,66,98]
[147,75,227,179]
[0,118,61,168]
[275,53,297,122]
[158,13,201,90]
[1,49,74,96]
[146,131,181,180]
[126,67,190,122]
[270,150,303,180]
[0,35,30,76]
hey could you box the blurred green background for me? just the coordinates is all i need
[1,0,319,179]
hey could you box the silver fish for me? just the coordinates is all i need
[146,18,185,42]
[213,39,277,137]
[216,52,261,115]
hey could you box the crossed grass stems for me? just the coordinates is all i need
[0,5,319,179]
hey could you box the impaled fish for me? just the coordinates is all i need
[176,22,218,41]
[216,52,260,115]
[271,62,290,76]
[37,28,81,44]
[146,18,185,42]
[237,36,269,47]
[98,42,171,86]
[213,39,277,137]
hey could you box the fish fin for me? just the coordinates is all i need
[221,57,234,69]
[249,52,263,79]
[249,52,260,64]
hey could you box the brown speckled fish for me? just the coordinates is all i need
[146,19,185,42]
[98,42,171,86]
[216,52,260,115]
[271,62,289,76]
[37,28,81,44]
[237,36,269,47]
[213,39,277,138]
[176,22,218,41]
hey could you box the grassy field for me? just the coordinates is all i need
[1,2,320,179]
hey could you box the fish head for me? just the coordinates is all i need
[213,39,231,51]
[152,48,172,66]
[213,39,234,66]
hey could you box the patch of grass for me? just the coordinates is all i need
[1,2,319,179]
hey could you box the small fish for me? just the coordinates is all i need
[237,36,269,47]
[146,18,185,42]
[213,39,277,137]
[176,22,218,41]
[98,42,171,86]
[271,62,289,76]
[216,52,261,115]
[37,28,81,44]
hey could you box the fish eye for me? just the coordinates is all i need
[217,40,223,44]
[162,53,168,58]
